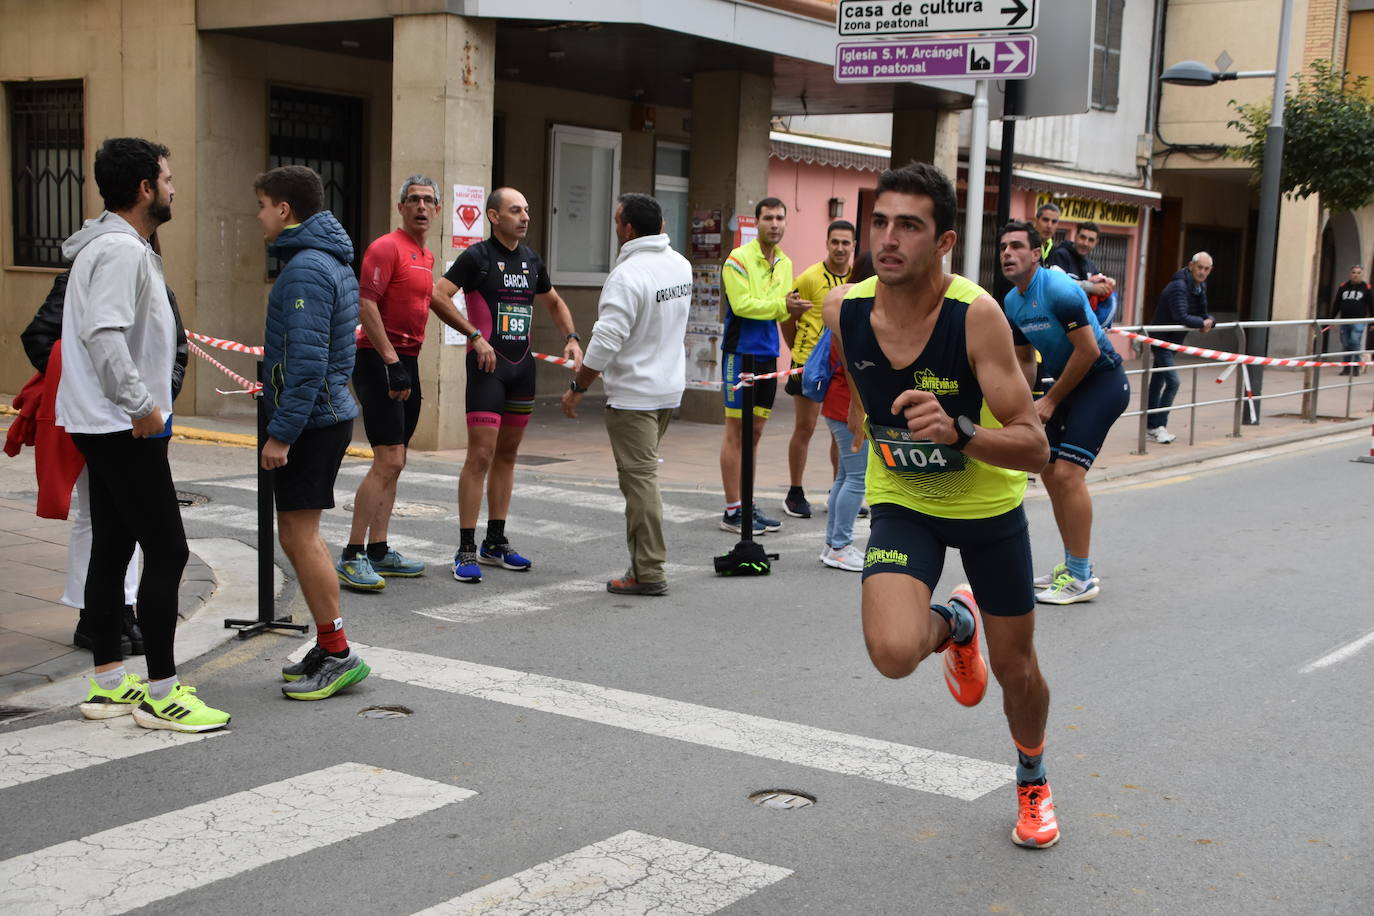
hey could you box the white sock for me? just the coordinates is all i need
[147,676,179,700]
[94,667,127,690]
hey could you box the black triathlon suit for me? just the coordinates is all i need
[443,237,552,427]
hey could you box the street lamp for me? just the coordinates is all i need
[1159,0,1294,422]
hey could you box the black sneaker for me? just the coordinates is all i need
[72,623,132,655]
[122,605,144,656]
[784,492,812,518]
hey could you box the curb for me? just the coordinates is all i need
[174,424,374,460]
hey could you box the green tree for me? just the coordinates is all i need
[1228,59,1374,213]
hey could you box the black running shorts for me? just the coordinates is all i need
[273,419,353,512]
[783,359,804,397]
[1044,363,1130,471]
[861,503,1035,616]
[465,349,537,428]
[353,348,422,447]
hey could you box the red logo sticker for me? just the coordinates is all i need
[456,205,481,230]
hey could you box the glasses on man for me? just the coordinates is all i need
[404,194,438,206]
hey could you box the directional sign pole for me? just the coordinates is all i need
[963,80,990,282]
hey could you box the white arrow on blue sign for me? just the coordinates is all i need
[834,36,1036,83]
[837,0,1037,37]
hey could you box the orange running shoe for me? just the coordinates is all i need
[1013,781,1061,848]
[941,583,988,707]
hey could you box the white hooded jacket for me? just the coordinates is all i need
[582,233,692,410]
[55,212,175,434]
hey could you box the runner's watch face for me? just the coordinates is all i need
[570,379,589,394]
[953,415,976,450]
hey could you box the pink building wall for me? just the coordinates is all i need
[768,157,880,273]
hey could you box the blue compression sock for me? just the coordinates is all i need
[1066,554,1092,581]
[932,602,974,645]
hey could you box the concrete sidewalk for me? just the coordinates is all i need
[2,361,1370,707]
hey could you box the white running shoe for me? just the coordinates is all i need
[1036,571,1100,605]
[1147,426,1177,444]
[1033,562,1100,589]
[821,543,864,572]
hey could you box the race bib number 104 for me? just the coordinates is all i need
[868,423,966,474]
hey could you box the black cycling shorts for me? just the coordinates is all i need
[783,359,805,397]
[861,502,1035,616]
[466,349,536,429]
[722,352,777,419]
[273,419,353,512]
[1045,363,1130,471]
[353,349,421,447]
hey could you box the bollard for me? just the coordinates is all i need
[714,370,775,576]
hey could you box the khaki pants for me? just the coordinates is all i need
[604,406,673,583]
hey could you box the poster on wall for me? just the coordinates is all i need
[686,265,724,390]
[451,184,486,250]
[734,215,757,249]
[690,209,723,262]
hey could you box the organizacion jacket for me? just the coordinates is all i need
[263,211,360,444]
[721,239,793,357]
[582,233,692,410]
[1152,267,1212,344]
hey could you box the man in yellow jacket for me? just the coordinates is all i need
[717,197,809,535]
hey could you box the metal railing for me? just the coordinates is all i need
[1112,317,1372,454]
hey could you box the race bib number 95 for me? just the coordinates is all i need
[497,301,533,342]
[868,422,965,474]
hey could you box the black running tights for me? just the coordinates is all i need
[71,431,188,680]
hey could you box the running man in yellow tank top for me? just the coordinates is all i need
[822,161,1061,849]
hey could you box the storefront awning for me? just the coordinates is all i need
[769,132,890,173]
[1011,168,1162,206]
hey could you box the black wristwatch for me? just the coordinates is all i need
[569,379,589,394]
[952,415,977,451]
[565,333,580,342]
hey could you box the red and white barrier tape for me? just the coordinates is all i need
[730,366,803,392]
[1110,328,1370,369]
[531,351,576,369]
[187,342,260,395]
[185,330,264,356]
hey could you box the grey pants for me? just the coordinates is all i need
[605,407,673,583]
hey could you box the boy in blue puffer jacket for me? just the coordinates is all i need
[253,165,371,701]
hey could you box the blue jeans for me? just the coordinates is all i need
[1146,346,1179,430]
[825,417,869,549]
[1339,323,1367,360]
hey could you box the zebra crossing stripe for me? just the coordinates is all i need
[0,762,475,915]
[0,720,224,791]
[336,643,1014,800]
[413,830,791,915]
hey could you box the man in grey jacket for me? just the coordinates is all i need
[56,137,230,732]
[561,193,692,595]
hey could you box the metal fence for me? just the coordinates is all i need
[1114,317,1372,453]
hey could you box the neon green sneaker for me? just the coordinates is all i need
[78,672,147,720]
[132,683,231,733]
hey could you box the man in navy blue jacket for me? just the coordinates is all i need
[255,165,371,701]
[1148,253,1215,443]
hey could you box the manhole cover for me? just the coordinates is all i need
[176,490,210,507]
[514,454,571,467]
[748,789,816,809]
[340,500,448,519]
[358,705,413,719]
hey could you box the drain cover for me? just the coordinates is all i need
[358,705,413,719]
[176,490,210,507]
[748,790,815,809]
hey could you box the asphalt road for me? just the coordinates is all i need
[2,435,1369,915]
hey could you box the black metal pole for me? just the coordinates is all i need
[739,373,755,545]
[224,360,307,637]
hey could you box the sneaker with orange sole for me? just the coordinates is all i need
[941,583,988,707]
[1012,781,1060,848]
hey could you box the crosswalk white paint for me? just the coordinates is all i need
[0,719,223,791]
[417,563,703,623]
[328,643,1013,800]
[0,762,475,915]
[413,830,791,916]
[1300,626,1374,672]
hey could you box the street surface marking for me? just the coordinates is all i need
[413,829,791,915]
[329,643,1013,800]
[0,719,223,791]
[0,762,474,915]
[1300,627,1374,673]
[417,563,703,623]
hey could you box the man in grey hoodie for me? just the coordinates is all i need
[56,137,230,732]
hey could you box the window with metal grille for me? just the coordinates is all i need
[8,80,84,268]
[1092,0,1124,112]
[947,213,1001,290]
[267,86,364,275]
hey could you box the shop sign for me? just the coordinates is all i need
[1035,192,1140,228]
